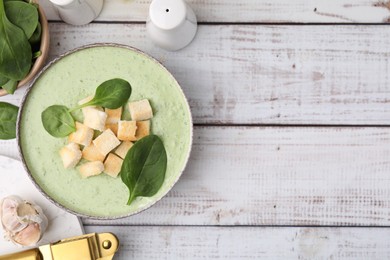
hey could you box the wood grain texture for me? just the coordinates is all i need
[83,126,390,226]
[39,0,390,23]
[2,23,390,125]
[85,226,390,259]
[0,141,19,161]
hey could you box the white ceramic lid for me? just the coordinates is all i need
[149,0,187,30]
[49,0,75,7]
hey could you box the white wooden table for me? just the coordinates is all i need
[2,0,390,258]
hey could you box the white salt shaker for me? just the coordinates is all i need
[147,0,197,51]
[49,0,103,26]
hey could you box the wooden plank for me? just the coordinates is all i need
[2,126,389,226]
[2,24,390,125]
[85,226,390,259]
[39,0,390,23]
[0,141,19,161]
[82,126,390,226]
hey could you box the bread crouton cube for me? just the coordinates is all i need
[78,161,104,179]
[78,96,104,114]
[83,107,107,131]
[136,120,150,140]
[115,141,134,159]
[117,120,137,141]
[105,107,122,124]
[128,99,153,121]
[105,123,118,136]
[59,143,82,169]
[104,153,123,178]
[82,143,105,162]
[68,122,94,147]
[93,129,121,156]
[78,95,93,106]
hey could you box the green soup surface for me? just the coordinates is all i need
[19,46,192,218]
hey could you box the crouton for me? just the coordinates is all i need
[78,161,104,179]
[105,123,118,136]
[78,95,94,106]
[117,120,137,141]
[105,107,122,124]
[68,122,94,147]
[136,120,150,140]
[128,99,153,121]
[114,141,134,159]
[104,153,123,178]
[82,143,105,162]
[93,129,121,156]
[59,143,82,169]
[83,107,107,131]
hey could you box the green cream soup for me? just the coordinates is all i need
[19,46,192,218]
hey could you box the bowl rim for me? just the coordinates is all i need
[0,3,49,97]
[16,43,194,220]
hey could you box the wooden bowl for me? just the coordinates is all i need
[0,3,49,97]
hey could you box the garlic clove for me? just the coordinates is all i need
[13,223,41,246]
[1,210,28,234]
[0,195,48,246]
[19,202,49,236]
[1,196,28,233]
[17,202,43,224]
[17,202,37,217]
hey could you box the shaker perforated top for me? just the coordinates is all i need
[149,0,187,30]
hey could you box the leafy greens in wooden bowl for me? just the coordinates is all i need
[0,0,49,96]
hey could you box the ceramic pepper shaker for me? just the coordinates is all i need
[146,0,198,51]
[49,0,104,26]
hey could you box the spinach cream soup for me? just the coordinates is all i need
[19,45,192,218]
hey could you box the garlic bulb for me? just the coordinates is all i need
[0,195,48,246]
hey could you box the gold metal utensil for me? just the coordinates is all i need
[0,233,119,260]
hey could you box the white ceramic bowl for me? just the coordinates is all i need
[17,44,193,219]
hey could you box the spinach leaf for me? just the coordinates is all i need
[0,102,18,139]
[29,22,41,44]
[70,78,131,111]
[0,74,8,86]
[41,105,76,138]
[5,1,38,39]
[120,135,167,205]
[2,79,17,94]
[32,51,41,59]
[0,0,32,80]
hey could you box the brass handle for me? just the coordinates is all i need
[0,249,42,260]
[0,232,119,260]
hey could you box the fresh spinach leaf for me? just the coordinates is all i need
[5,1,38,39]
[0,74,8,86]
[0,0,32,80]
[32,50,41,59]
[2,79,17,94]
[70,78,131,111]
[120,135,167,205]
[0,102,18,139]
[41,105,76,138]
[29,21,41,44]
